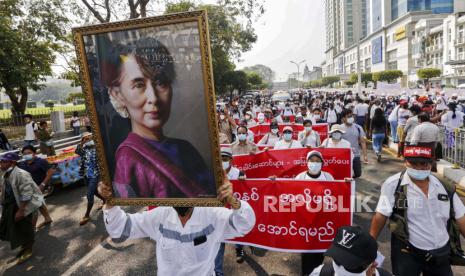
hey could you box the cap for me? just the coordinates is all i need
[440,91,446,95]
[325,226,377,271]
[452,93,458,97]
[283,126,293,132]
[329,124,346,134]
[0,152,20,162]
[404,146,432,159]
[246,111,253,116]
[220,147,233,158]
[306,150,323,162]
[81,132,92,138]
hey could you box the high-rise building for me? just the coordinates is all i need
[392,0,454,20]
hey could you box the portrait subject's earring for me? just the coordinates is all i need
[120,107,129,118]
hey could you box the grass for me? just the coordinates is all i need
[0,105,86,119]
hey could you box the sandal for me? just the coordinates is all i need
[16,250,32,265]
[79,217,90,226]
[36,220,53,229]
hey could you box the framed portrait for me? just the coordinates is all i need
[72,10,223,207]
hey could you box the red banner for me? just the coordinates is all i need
[228,179,353,252]
[249,123,328,144]
[232,148,352,180]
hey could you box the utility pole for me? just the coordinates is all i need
[290,60,306,89]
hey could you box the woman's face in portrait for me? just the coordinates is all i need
[111,54,172,133]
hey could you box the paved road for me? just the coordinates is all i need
[1,148,465,275]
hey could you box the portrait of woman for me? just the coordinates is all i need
[98,36,216,199]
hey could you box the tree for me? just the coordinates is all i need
[322,76,340,88]
[372,70,403,84]
[247,72,264,90]
[66,92,85,103]
[345,79,356,86]
[417,68,441,84]
[243,64,275,84]
[349,73,373,88]
[0,0,68,119]
[223,70,249,96]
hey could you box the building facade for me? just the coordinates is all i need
[323,0,465,86]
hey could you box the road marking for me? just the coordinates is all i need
[61,238,109,276]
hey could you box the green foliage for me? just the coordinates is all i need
[349,73,373,88]
[66,92,85,103]
[246,72,264,90]
[345,80,356,86]
[417,68,441,81]
[372,70,403,83]
[0,0,68,115]
[223,70,250,94]
[321,76,340,87]
[243,64,275,84]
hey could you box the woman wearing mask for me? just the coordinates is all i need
[298,120,321,148]
[371,108,388,162]
[442,102,465,148]
[244,111,257,127]
[258,121,280,147]
[321,124,351,149]
[273,126,302,149]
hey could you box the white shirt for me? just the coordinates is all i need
[370,105,381,119]
[325,109,338,124]
[103,203,255,276]
[321,138,352,149]
[397,108,411,126]
[227,166,243,180]
[311,262,380,276]
[71,116,81,127]
[436,96,448,111]
[294,171,334,181]
[257,133,280,147]
[441,110,464,130]
[24,121,37,141]
[298,130,321,147]
[354,103,368,117]
[388,105,400,122]
[273,139,303,150]
[375,172,465,250]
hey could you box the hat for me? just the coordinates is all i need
[0,152,20,162]
[440,91,446,95]
[325,226,377,271]
[306,150,323,161]
[257,113,265,120]
[329,124,346,134]
[404,146,432,161]
[220,147,232,158]
[452,93,458,97]
[283,126,293,132]
[246,111,253,116]
[81,132,92,138]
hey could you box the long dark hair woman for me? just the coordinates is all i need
[371,108,387,162]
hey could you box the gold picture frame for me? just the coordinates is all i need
[72,10,223,207]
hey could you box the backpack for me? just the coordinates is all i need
[389,171,465,266]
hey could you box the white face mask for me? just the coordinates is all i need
[346,117,355,124]
[220,115,225,120]
[283,133,293,141]
[258,117,265,123]
[305,127,312,132]
[307,162,322,174]
[85,140,95,147]
[245,115,251,120]
[406,167,431,180]
[222,161,230,170]
[238,134,247,142]
[313,114,320,120]
[332,132,342,140]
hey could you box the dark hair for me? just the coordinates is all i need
[312,108,321,113]
[73,111,79,117]
[303,119,313,126]
[22,145,36,154]
[237,125,248,133]
[24,114,32,119]
[97,35,176,88]
[371,108,386,128]
[448,102,457,119]
[418,112,430,122]
[341,109,353,118]
[409,104,422,115]
[39,121,47,127]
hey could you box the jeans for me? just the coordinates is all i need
[353,156,362,178]
[372,133,385,154]
[214,243,225,276]
[356,116,366,129]
[389,120,398,142]
[86,177,99,205]
[73,126,81,136]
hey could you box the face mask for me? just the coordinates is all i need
[313,115,320,120]
[85,140,95,147]
[271,128,279,134]
[23,154,34,161]
[245,115,251,120]
[305,127,312,132]
[220,115,225,120]
[307,162,322,174]
[347,117,355,124]
[258,117,265,123]
[174,207,191,217]
[238,134,247,141]
[407,168,431,180]
[222,161,230,170]
[283,133,292,141]
[332,132,342,140]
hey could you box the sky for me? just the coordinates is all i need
[235,0,326,81]
[52,0,326,82]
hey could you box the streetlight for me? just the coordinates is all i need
[290,60,306,89]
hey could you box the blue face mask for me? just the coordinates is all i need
[23,154,34,161]
[407,168,431,180]
[283,133,293,141]
[238,134,247,141]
